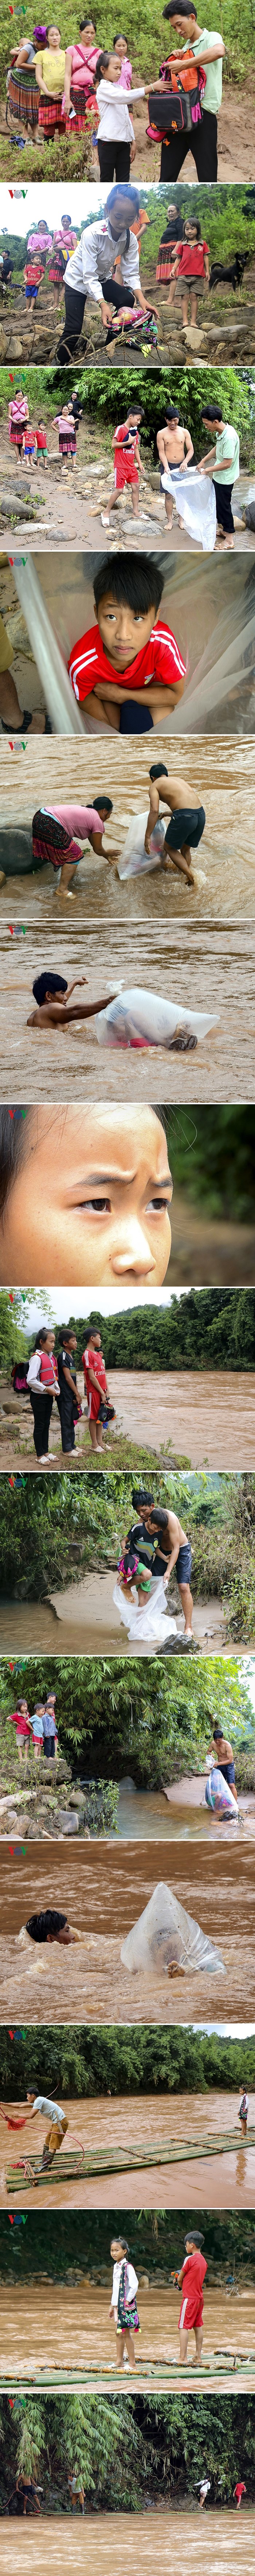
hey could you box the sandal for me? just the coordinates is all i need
[1,709,52,733]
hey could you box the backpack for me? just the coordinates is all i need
[12,1361,29,1394]
[148,52,205,134]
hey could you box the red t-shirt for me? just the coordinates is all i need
[36,428,47,448]
[234,2486,246,2500]
[115,422,140,457]
[82,1346,107,1399]
[181,2252,207,2298]
[9,1707,31,1739]
[68,620,186,704]
[176,242,209,276]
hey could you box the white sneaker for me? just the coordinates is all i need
[39,1451,55,1463]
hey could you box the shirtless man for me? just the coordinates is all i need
[27,975,119,1029]
[207,1722,238,1802]
[157,405,193,528]
[136,1497,193,1638]
[144,761,206,884]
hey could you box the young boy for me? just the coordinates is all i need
[176,2231,207,2367]
[101,407,146,525]
[28,971,119,1027]
[82,1324,111,1455]
[68,555,186,733]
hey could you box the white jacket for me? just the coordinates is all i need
[97,82,144,142]
[111,2259,138,2305]
[64,215,140,304]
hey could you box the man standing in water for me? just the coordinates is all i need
[157,405,194,528]
[128,1491,193,1637]
[206,1722,238,1802]
[145,761,206,882]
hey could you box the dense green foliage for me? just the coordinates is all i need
[164,1105,255,1220]
[67,1292,255,1371]
[0,2020,254,2100]
[1,2390,255,2509]
[0,364,254,465]
[0,2204,254,2284]
[1,183,255,276]
[1,1637,254,1776]
[0,1471,255,1648]
[0,0,255,88]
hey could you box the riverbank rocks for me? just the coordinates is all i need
[121,1881,225,1976]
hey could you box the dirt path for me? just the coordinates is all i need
[0,421,254,556]
[1,2514,254,2573]
[1,922,255,1106]
[0,2280,254,2388]
[1,2091,255,2211]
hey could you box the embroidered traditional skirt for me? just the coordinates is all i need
[59,427,76,455]
[8,66,39,128]
[32,811,82,871]
[69,81,99,131]
[38,94,65,131]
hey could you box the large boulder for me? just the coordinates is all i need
[121,1880,225,1976]
[0,826,42,878]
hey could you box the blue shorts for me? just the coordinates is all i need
[175,1543,192,1584]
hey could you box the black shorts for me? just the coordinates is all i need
[164,805,205,852]
[220,1761,235,1785]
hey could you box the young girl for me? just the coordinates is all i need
[53,405,77,468]
[170,221,210,327]
[95,51,147,181]
[31,1702,45,1760]
[109,2236,140,2369]
[113,33,133,85]
[0,1104,173,1287]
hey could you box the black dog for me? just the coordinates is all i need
[209,251,250,293]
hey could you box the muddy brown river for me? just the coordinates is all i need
[0,2282,254,2389]
[0,1562,254,1659]
[1,1367,254,1471]
[0,2512,254,2572]
[1,2091,255,2213]
[0,1839,254,2023]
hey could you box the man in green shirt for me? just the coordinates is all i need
[198,403,240,545]
[159,1,224,179]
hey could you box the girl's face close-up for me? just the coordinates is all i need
[2,1106,172,1286]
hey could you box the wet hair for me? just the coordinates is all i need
[149,1506,169,1530]
[166,406,179,420]
[32,972,67,1007]
[149,763,168,780]
[163,2,197,15]
[184,2230,204,2248]
[92,795,113,814]
[94,555,164,617]
[201,403,223,423]
[132,1488,154,1507]
[26,1909,68,1940]
[107,182,140,212]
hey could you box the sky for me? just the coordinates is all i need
[0,178,160,237]
[22,1287,189,1327]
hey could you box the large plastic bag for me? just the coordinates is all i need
[113,1573,177,1644]
[95,986,219,1049]
[118,815,166,880]
[120,1879,225,1974]
[205,1764,239,1822]
[161,467,217,552]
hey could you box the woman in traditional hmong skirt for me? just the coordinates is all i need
[34,28,66,138]
[8,38,39,136]
[156,204,185,284]
[64,28,99,134]
[8,394,29,458]
[32,809,83,886]
[48,222,78,308]
[54,408,77,467]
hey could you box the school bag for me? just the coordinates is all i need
[148,52,206,134]
[11,1361,29,1394]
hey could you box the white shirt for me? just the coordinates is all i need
[240,2092,248,2113]
[64,216,140,304]
[32,2095,63,2122]
[111,2259,138,2303]
[96,83,144,143]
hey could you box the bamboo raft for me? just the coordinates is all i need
[5,2129,255,2191]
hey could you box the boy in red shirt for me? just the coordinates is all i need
[68,553,186,733]
[234,2483,246,2508]
[82,1325,112,1454]
[176,2229,207,2365]
[101,407,146,525]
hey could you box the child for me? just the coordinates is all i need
[22,426,38,468]
[95,51,146,182]
[25,2089,68,2173]
[238,2085,249,2137]
[234,2483,246,2508]
[176,2230,207,2367]
[23,1909,82,1943]
[36,420,48,467]
[31,1701,45,1761]
[109,2234,140,2368]
[0,1102,173,1287]
[68,555,186,734]
[82,1326,111,1455]
[101,406,146,526]
[117,1545,153,1604]
[145,763,205,880]
[23,259,44,308]
[53,404,77,469]
[7,1698,32,1769]
[167,220,209,324]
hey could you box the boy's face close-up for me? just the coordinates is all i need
[96,588,157,669]
[2,1105,172,1286]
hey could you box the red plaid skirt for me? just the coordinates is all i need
[38,95,65,130]
[69,80,99,130]
[32,813,82,871]
[9,420,27,445]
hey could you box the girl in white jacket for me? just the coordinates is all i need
[96,50,146,181]
[109,2234,141,2369]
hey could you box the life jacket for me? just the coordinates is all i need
[39,1351,59,1388]
[148,52,205,136]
